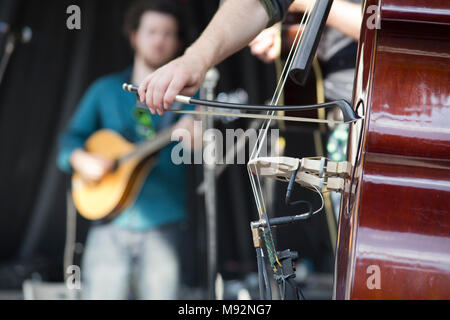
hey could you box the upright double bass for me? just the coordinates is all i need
[334,0,450,299]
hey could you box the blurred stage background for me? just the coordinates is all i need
[0,0,334,299]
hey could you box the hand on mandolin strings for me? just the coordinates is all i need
[70,148,115,182]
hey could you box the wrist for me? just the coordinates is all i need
[184,44,212,74]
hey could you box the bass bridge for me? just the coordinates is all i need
[248,156,352,193]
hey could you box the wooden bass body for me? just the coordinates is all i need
[334,0,450,299]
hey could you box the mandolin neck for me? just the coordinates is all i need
[117,124,175,165]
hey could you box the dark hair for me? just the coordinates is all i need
[123,0,184,40]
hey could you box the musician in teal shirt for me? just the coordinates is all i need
[57,67,189,230]
[56,0,197,300]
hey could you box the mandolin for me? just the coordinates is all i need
[71,126,174,221]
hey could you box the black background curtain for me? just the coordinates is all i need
[0,0,333,289]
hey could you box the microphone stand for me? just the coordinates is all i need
[0,25,32,86]
[200,68,220,300]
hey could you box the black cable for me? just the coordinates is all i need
[267,168,313,228]
[261,250,272,300]
[256,248,265,300]
[256,247,272,300]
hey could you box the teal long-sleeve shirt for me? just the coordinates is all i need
[57,67,188,230]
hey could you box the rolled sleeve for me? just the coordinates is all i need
[260,0,294,26]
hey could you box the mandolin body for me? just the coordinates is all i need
[72,129,157,221]
[334,0,450,299]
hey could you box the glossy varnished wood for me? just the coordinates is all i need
[381,0,450,25]
[334,0,450,299]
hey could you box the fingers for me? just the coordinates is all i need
[138,75,155,114]
[249,24,281,64]
[138,76,151,103]
[136,55,205,115]
[266,42,280,62]
[146,72,170,115]
[249,31,264,47]
[138,62,186,115]
[82,159,111,182]
[164,72,190,110]
[250,34,273,55]
[252,46,276,63]
[139,68,173,115]
[250,34,278,63]
[152,71,175,115]
[146,78,155,114]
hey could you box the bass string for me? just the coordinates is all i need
[249,1,314,210]
[250,0,314,221]
[247,1,315,268]
[249,0,314,161]
[248,0,314,218]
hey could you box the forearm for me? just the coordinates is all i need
[185,0,270,70]
[137,0,277,114]
[290,0,362,41]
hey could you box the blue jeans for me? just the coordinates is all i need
[81,223,182,300]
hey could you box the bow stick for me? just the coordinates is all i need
[122,83,359,123]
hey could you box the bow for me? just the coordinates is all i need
[122,83,359,124]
